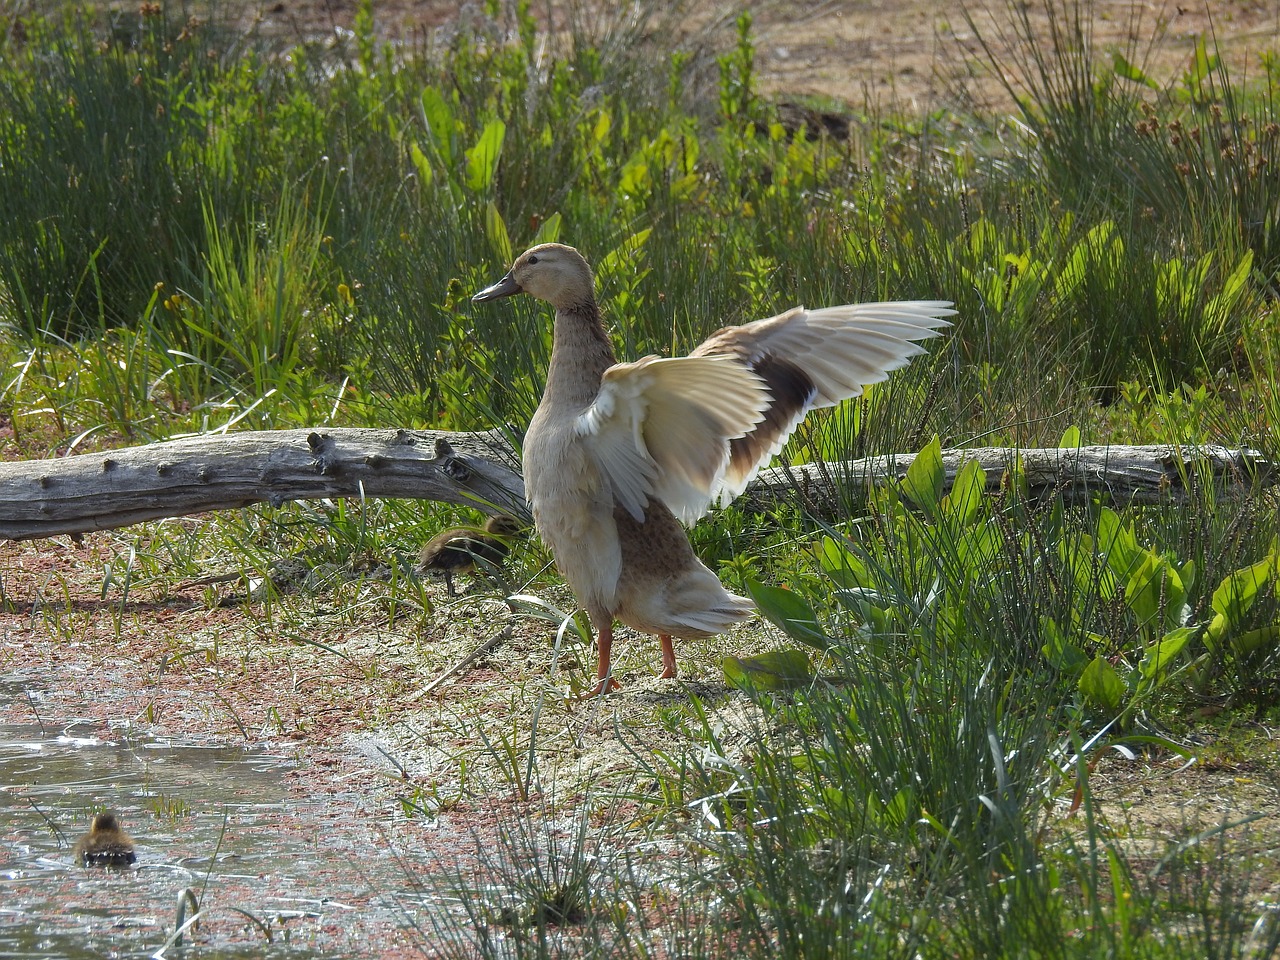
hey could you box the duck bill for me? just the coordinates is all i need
[472,272,522,302]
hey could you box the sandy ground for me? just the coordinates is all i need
[231,0,1280,112]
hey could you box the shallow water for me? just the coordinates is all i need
[0,675,433,958]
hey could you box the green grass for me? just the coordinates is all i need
[2,0,1279,956]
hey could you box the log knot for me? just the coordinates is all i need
[307,432,335,475]
[432,437,473,483]
[444,459,472,482]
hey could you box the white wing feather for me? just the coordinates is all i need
[573,300,953,525]
[575,355,770,524]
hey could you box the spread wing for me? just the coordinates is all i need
[575,354,771,525]
[690,301,954,503]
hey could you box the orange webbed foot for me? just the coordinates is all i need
[577,675,622,699]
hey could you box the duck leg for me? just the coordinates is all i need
[591,619,622,695]
[659,635,677,679]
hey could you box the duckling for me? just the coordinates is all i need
[73,811,136,867]
[419,514,523,595]
[473,242,952,693]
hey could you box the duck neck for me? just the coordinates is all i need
[543,298,616,408]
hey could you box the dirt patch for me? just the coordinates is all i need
[0,528,767,953]
[5,524,1280,952]
[208,0,1280,112]
[1084,744,1280,898]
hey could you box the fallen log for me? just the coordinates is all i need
[741,444,1274,515]
[0,430,1271,541]
[0,428,526,540]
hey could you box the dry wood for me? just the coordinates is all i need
[741,443,1274,513]
[0,430,1271,541]
[0,428,525,540]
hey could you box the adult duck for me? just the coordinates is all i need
[473,243,952,693]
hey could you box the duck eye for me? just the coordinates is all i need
[527,255,539,264]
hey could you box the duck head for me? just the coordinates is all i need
[483,514,525,537]
[472,243,595,311]
[91,811,124,834]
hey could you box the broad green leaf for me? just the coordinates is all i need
[1210,556,1275,626]
[409,141,433,187]
[618,156,650,198]
[1187,35,1216,86]
[1113,52,1158,88]
[940,458,986,526]
[532,211,562,245]
[1139,626,1196,681]
[670,173,700,201]
[1124,554,1184,630]
[1059,532,1119,601]
[465,118,506,192]
[834,590,894,631]
[1079,656,1126,713]
[1097,508,1145,584]
[1178,557,1197,597]
[1231,624,1280,658]
[591,108,611,146]
[902,435,944,518]
[597,228,653,286]
[1213,249,1254,309]
[723,649,813,690]
[419,86,455,166]
[1059,425,1082,448]
[1041,617,1090,674]
[967,217,998,258]
[880,787,914,829]
[1004,250,1030,273]
[816,536,875,589]
[1056,220,1119,301]
[822,785,859,820]
[955,520,1002,576]
[484,202,512,265]
[1205,249,1253,333]
[746,579,829,649]
[1204,612,1227,651]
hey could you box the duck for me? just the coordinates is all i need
[419,514,524,595]
[472,243,952,693]
[73,810,136,867]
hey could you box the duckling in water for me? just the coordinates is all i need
[73,811,136,867]
[419,515,523,595]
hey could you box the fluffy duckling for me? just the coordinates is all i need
[473,243,952,693]
[419,515,523,595]
[73,811,136,867]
